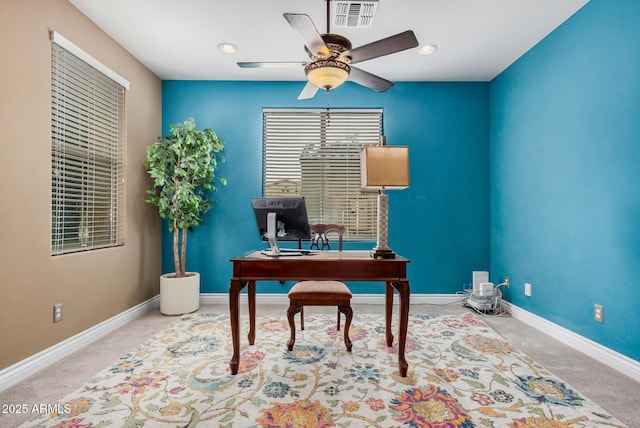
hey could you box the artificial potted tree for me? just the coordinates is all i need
[146,118,226,315]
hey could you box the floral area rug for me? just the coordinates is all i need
[21,312,626,427]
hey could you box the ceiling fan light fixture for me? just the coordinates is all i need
[305,59,351,90]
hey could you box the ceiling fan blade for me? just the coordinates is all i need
[297,81,320,100]
[283,13,330,58]
[347,30,419,64]
[349,67,394,92]
[237,61,306,68]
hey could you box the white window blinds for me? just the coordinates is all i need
[51,33,127,255]
[263,109,382,240]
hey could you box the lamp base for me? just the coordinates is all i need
[371,248,396,259]
[371,192,395,259]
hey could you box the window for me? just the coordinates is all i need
[51,32,128,255]
[262,108,382,240]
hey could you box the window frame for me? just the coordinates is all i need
[51,31,128,255]
[262,108,383,241]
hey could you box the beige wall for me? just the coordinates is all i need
[0,0,162,369]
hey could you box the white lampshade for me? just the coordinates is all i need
[360,145,410,190]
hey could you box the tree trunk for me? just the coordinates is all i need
[173,218,180,276]
[180,227,188,277]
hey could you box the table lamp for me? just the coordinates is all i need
[360,140,410,259]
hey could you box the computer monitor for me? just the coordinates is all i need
[252,196,312,256]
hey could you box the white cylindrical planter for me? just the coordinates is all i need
[160,272,200,315]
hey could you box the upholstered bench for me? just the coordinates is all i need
[286,279,353,352]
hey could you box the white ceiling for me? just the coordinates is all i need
[69,0,590,83]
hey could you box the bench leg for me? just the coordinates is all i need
[287,305,302,351]
[338,306,353,352]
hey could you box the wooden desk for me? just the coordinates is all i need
[228,250,411,377]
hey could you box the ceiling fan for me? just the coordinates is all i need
[237,0,419,100]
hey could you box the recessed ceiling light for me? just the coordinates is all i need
[419,44,438,55]
[218,43,237,54]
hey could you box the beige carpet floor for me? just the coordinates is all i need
[0,303,638,427]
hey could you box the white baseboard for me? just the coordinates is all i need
[0,295,160,393]
[200,292,463,306]
[505,302,640,383]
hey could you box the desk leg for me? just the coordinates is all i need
[385,282,394,347]
[391,280,410,377]
[248,281,256,345]
[229,279,247,375]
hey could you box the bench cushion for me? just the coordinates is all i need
[288,281,352,300]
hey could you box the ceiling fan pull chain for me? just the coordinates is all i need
[326,90,331,113]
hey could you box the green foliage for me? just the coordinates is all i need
[145,118,226,276]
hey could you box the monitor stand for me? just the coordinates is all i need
[261,212,302,257]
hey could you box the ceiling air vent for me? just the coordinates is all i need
[333,1,379,28]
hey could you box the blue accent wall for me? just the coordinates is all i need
[161,81,490,296]
[490,0,640,360]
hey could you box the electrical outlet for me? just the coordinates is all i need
[594,304,604,323]
[503,276,510,288]
[524,283,532,296]
[53,303,63,323]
